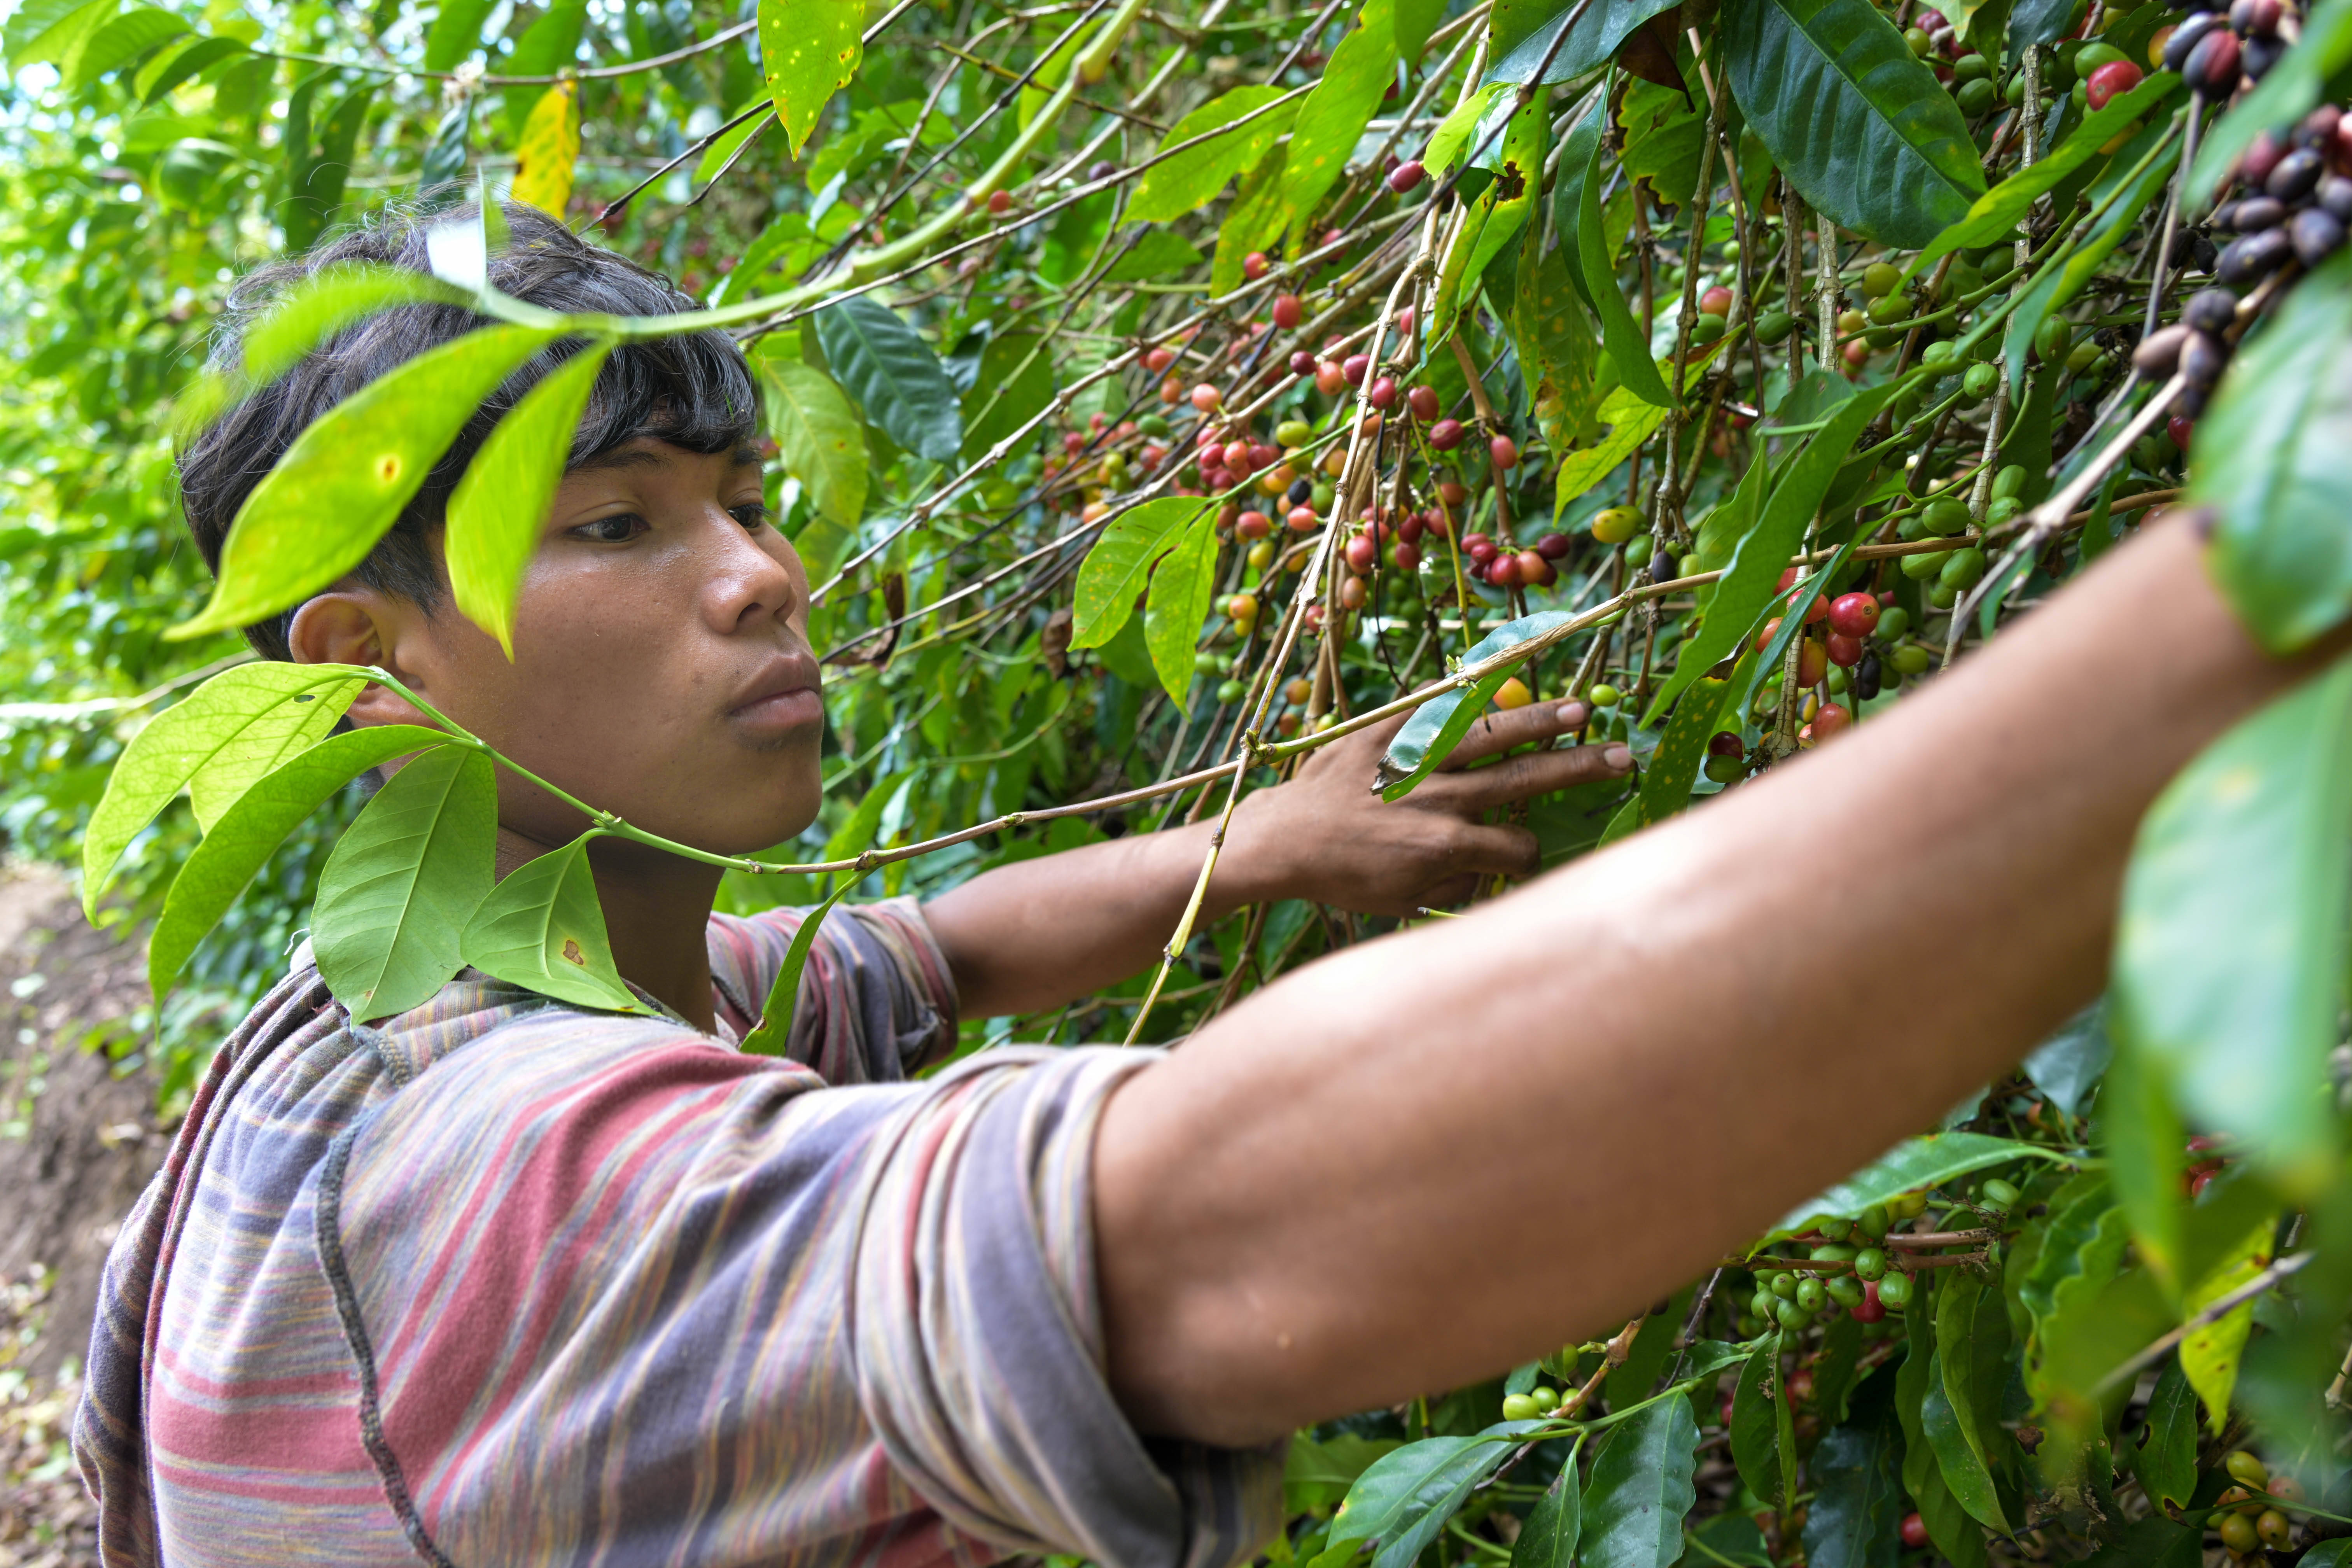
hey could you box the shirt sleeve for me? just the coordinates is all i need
[707,896,960,1082]
[327,1017,1284,1568]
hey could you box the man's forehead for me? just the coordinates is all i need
[570,436,764,475]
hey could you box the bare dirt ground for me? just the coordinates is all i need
[0,862,164,1567]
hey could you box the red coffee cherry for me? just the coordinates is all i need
[1190,384,1222,412]
[1535,532,1570,559]
[1344,533,1377,572]
[1315,360,1348,395]
[1368,376,1400,410]
[1406,384,1440,420]
[1391,539,1421,571]
[1464,532,1498,563]
[1490,434,1520,470]
[1286,505,1320,532]
[2085,60,2144,111]
[986,189,1013,214]
[1288,350,1317,376]
[1342,353,1371,386]
[1389,159,1426,193]
[1272,293,1304,329]
[1826,632,1864,668]
[1900,1513,1929,1550]
[1237,510,1272,538]
[1429,417,1466,450]
[1699,285,1735,318]
[1827,591,1881,637]
[1243,250,1270,281]
[1145,346,1176,374]
[1518,549,1553,586]
[1809,701,1852,740]
[1487,551,1523,586]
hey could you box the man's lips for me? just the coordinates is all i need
[728,655,823,730]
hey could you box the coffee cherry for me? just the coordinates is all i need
[1519,549,1553,586]
[1867,292,1914,325]
[1700,284,1736,317]
[1876,1269,1914,1307]
[1826,632,1864,668]
[1852,1279,1886,1323]
[2269,145,2326,203]
[1338,574,1367,609]
[1826,1274,1866,1308]
[1756,310,1797,345]
[2084,60,2143,110]
[1312,360,1344,395]
[1429,417,1466,450]
[1216,677,1247,704]
[1368,376,1400,410]
[2256,1511,2292,1550]
[1144,346,1177,374]
[1828,592,1880,637]
[1389,159,1426,193]
[1227,592,1258,624]
[1857,1203,1890,1239]
[1393,540,1420,572]
[1490,434,1521,470]
[1243,250,1270,281]
[1797,639,1828,688]
[2185,28,2242,95]
[1773,1296,1812,1330]
[1809,702,1852,742]
[1592,506,1643,544]
[1279,505,1314,533]
[1704,752,1744,784]
[2219,1513,2258,1556]
[1272,293,1303,329]
[2224,1451,2268,1488]
[1495,676,1534,709]
[1236,509,1272,539]
[1900,1513,1930,1550]
[1488,551,1523,587]
[2292,206,2346,267]
[1437,480,1468,506]
[1191,383,1223,412]
[1962,362,2000,400]
[1589,682,1622,707]
[2164,11,2226,72]
[1406,383,1441,420]
[1341,353,1371,386]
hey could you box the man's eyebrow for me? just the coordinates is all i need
[571,446,668,473]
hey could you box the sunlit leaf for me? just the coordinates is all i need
[446,343,611,656]
[1487,0,1683,86]
[761,355,868,526]
[1773,1132,2060,1235]
[133,32,243,103]
[1071,496,1211,649]
[1276,16,1396,248]
[738,880,849,1057]
[1129,86,1297,224]
[761,0,863,157]
[458,832,641,1012]
[62,7,184,92]
[2177,1212,2274,1433]
[241,263,464,388]
[423,0,494,71]
[1144,512,1219,707]
[510,80,581,218]
[172,324,563,641]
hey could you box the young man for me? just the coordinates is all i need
[75,205,2322,1567]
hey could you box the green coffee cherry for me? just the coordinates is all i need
[1811,1242,1856,1264]
[1991,464,2027,501]
[1980,1177,2021,1211]
[1769,1270,1798,1299]
[1216,678,1248,704]
[2035,318,2074,362]
[1857,1202,1891,1239]
[1756,310,1797,345]
[1705,752,1744,784]
[1927,579,1960,609]
[1693,312,1728,344]
[1872,608,1909,642]
[1962,362,2001,401]
[1861,262,1904,298]
[1957,77,1997,116]
[2067,340,2103,372]
[1795,1276,1828,1312]
[1890,643,1934,676]
[1939,547,1988,592]
[1877,1270,1915,1308]
[1531,1385,1560,1410]
[1774,1296,1812,1330]
[1853,1246,1889,1281]
[1589,681,1622,708]
[1922,339,1961,368]
[1138,413,1173,438]
[1502,1393,1541,1421]
[1985,495,2025,527]
[1922,498,1972,536]
[1902,548,1954,581]
[1867,292,1915,325]
[1194,650,1223,674]
[1827,1274,1866,1309]
[1751,1287,1777,1319]
[1624,534,1656,567]
[1953,51,1992,81]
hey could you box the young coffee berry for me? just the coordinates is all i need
[1487,551,1523,587]
[1429,417,1466,450]
[1876,1269,1914,1307]
[1490,434,1521,470]
[1389,159,1426,193]
[2225,1451,2270,1488]
[1288,350,1318,377]
[1501,1392,1540,1422]
[2218,1513,2259,1557]
[1518,549,1553,586]
[1226,592,1258,623]
[1286,504,1318,533]
[1344,533,1377,572]
[1406,383,1441,420]
[2255,1511,2293,1550]
[1826,1274,1866,1308]
[1495,676,1534,710]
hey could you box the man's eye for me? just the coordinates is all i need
[573,513,648,543]
[732,502,774,531]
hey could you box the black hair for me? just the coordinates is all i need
[178,201,762,659]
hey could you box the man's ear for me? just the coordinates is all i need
[286,591,433,730]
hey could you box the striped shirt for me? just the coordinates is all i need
[73,898,1284,1568]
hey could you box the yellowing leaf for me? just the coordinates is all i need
[2179,1215,2274,1433]
[511,79,579,217]
[761,0,863,157]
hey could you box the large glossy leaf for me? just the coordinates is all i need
[446,343,610,656]
[1487,0,1683,85]
[1426,83,1507,178]
[1931,1278,2012,1531]
[1643,384,1893,725]
[1721,0,1985,247]
[1459,98,1547,306]
[185,670,361,833]
[1276,16,1395,246]
[2113,651,2352,1197]
[761,356,868,525]
[1550,94,1608,313]
[133,33,245,103]
[148,725,451,1003]
[1553,394,1668,517]
[314,744,498,1020]
[2021,999,2112,1120]
[760,0,863,156]
[1576,94,1678,410]
[2018,1176,2119,1333]
[1580,1396,1699,1568]
[1071,497,1211,649]
[1376,611,1574,800]
[459,833,641,1012]
[1908,1438,1988,1568]
[1330,1423,1543,1558]
[738,881,848,1057]
[959,331,1056,464]
[2125,1358,2199,1507]
[1287,1433,1404,1514]
[1921,1369,2004,1537]
[1510,1445,1583,1568]
[1728,1337,1782,1508]
[2195,254,2352,654]
[82,662,369,915]
[1130,86,1297,224]
[1212,143,1290,297]
[1144,512,1220,707]
[173,324,562,640]
[814,296,962,464]
[1909,74,2181,278]
[1773,1132,2057,1234]
[1802,1408,1904,1568]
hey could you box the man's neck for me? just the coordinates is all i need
[494,828,723,1033]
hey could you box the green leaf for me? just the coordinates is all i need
[2003,118,2178,392]
[2177,1211,2274,1433]
[1331,1424,1541,1559]
[62,6,184,91]
[760,0,862,156]
[1801,1407,1903,1568]
[2299,1542,2352,1568]
[2018,1176,2120,1334]
[814,296,963,464]
[1394,0,1444,58]
[1278,17,1396,246]
[1619,75,1707,207]
[1459,97,1548,302]
[2096,1042,2186,1293]
[1129,86,1297,224]
[1720,0,1986,247]
[1907,74,2182,278]
[1935,1274,2011,1512]
[2021,1000,2112,1120]
[2186,0,2352,203]
[761,355,868,525]
[241,263,463,388]
[82,662,370,916]
[1908,1454,1990,1568]
[2113,651,2352,1196]
[695,107,772,184]
[1637,677,1726,825]
[1104,230,1204,282]
[172,324,562,641]
[1376,611,1574,800]
[1921,1367,2005,1537]
[186,671,364,833]
[1581,1395,1701,1568]
[147,724,451,1004]
[5,0,114,68]
[960,331,1057,462]
[283,79,376,254]
[1071,497,1212,649]
[1145,512,1220,707]
[1288,1433,1404,1514]
[1774,1132,2059,1234]
[2002,0,2072,61]
[458,833,641,1012]
[1213,142,1291,298]
[423,0,493,70]
[1487,0,1683,86]
[1729,1339,1783,1508]
[314,744,498,1021]
[500,0,588,134]
[2196,254,2352,654]
[1578,92,1678,410]
[1813,1313,1865,1426]
[1554,394,1669,516]
[445,343,610,656]
[1426,83,1506,178]
[2125,1357,2199,1508]
[1644,384,1894,724]
[738,880,849,1057]
[1512,1444,1584,1568]
[134,33,245,103]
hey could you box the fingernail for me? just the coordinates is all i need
[1557,701,1590,728]
[1604,744,1634,772]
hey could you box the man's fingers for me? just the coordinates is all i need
[1442,700,1591,768]
[1441,822,1544,880]
[1419,740,1635,812]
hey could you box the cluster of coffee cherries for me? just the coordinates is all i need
[2210,1450,2307,1556]
[2135,101,2352,416]
[1735,1193,1935,1337]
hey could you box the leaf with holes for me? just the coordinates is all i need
[460,833,640,1012]
[185,670,365,834]
[2125,1358,2199,1507]
[814,296,962,464]
[1721,0,1986,247]
[172,324,561,641]
[148,724,452,1004]
[760,0,863,156]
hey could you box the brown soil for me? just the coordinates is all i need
[0,862,164,1567]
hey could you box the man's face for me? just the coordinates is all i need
[309,437,825,858]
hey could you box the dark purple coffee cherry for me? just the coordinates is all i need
[2266,147,2326,202]
[2133,323,2191,377]
[2244,33,2287,79]
[2229,0,2281,36]
[2291,206,2346,267]
[2180,329,2230,392]
[2319,175,2352,221]
[2185,27,2242,95]
[2173,383,2210,420]
[2164,11,2227,72]
[2229,196,2284,233]
[2184,288,2239,332]
[2189,233,2221,271]
[2217,226,2292,286]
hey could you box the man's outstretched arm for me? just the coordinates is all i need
[1092,514,2320,1448]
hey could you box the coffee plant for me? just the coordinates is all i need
[7,0,2352,1555]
